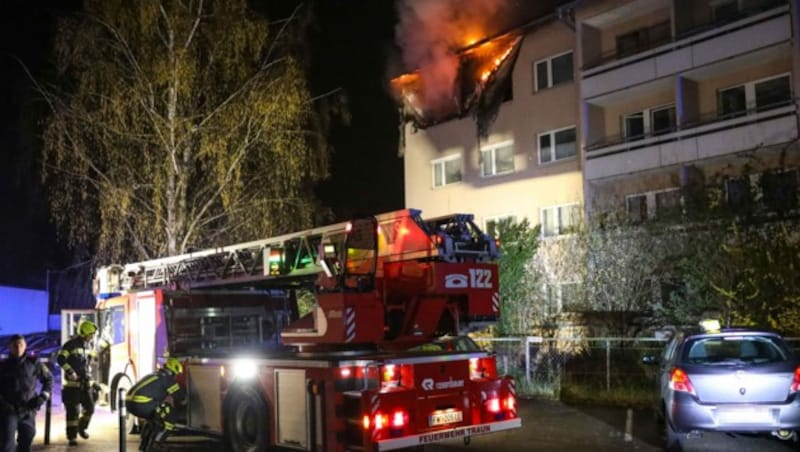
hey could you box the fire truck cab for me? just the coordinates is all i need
[87,209,520,451]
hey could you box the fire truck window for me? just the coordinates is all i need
[101,306,125,345]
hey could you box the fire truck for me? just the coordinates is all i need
[81,208,520,451]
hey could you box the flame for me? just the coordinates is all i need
[467,35,518,83]
[390,33,520,122]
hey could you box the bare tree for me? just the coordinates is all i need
[38,0,340,263]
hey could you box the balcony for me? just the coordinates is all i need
[581,4,790,100]
[585,101,797,181]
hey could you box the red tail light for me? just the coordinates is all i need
[504,394,516,411]
[790,367,800,393]
[669,368,696,396]
[365,409,407,432]
[373,413,388,430]
[486,397,501,413]
[391,410,408,428]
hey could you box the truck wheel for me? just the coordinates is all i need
[111,373,137,434]
[224,385,270,452]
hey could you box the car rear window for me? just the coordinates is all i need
[684,335,789,365]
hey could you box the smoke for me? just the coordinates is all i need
[394,0,516,108]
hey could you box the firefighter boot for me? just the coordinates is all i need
[79,430,90,439]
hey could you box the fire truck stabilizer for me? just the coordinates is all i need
[89,209,520,451]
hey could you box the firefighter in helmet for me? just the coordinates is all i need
[125,357,186,450]
[56,320,104,446]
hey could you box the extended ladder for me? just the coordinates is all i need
[94,209,499,297]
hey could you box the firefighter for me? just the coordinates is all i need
[0,334,54,452]
[125,357,185,450]
[56,320,104,446]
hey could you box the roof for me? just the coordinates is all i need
[390,2,561,132]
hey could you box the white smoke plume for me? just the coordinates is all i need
[395,0,516,109]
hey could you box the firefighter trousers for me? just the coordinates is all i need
[61,386,95,440]
[127,399,177,431]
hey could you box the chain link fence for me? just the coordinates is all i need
[476,336,800,400]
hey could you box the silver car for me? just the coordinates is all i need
[643,325,800,451]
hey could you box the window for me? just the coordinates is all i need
[484,215,517,239]
[718,74,792,118]
[616,21,670,59]
[432,155,462,188]
[622,104,676,141]
[541,204,580,237]
[755,76,791,112]
[480,141,515,177]
[626,188,681,223]
[623,112,645,141]
[719,85,747,118]
[655,189,682,219]
[534,51,573,91]
[724,170,799,214]
[627,194,648,224]
[711,0,740,23]
[651,105,677,135]
[761,169,799,213]
[538,126,577,164]
[725,175,756,212]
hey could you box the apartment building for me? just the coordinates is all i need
[394,0,800,322]
[576,0,800,221]
[396,10,583,312]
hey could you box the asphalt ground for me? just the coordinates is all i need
[24,391,800,451]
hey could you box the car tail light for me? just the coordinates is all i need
[790,367,800,393]
[669,368,696,396]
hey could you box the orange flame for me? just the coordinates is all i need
[470,36,518,84]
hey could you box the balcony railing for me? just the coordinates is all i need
[585,98,795,153]
[582,0,787,71]
[675,0,787,39]
[583,22,671,70]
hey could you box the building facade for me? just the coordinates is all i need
[396,0,799,326]
[578,0,799,222]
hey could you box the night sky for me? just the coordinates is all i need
[0,1,404,289]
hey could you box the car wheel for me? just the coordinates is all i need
[664,416,684,452]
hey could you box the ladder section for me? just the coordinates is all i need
[96,221,352,294]
[94,208,500,296]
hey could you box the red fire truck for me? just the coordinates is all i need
[84,208,520,451]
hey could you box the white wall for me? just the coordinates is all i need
[0,286,48,335]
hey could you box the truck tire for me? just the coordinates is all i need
[224,384,270,452]
[111,373,137,434]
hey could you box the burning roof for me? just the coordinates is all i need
[391,32,523,130]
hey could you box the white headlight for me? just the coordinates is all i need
[233,359,258,379]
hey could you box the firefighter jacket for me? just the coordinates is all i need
[126,368,185,409]
[0,353,54,415]
[57,336,102,388]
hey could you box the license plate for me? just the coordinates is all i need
[716,407,774,424]
[429,410,463,426]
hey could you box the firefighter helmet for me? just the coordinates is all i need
[77,320,98,337]
[164,357,183,375]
